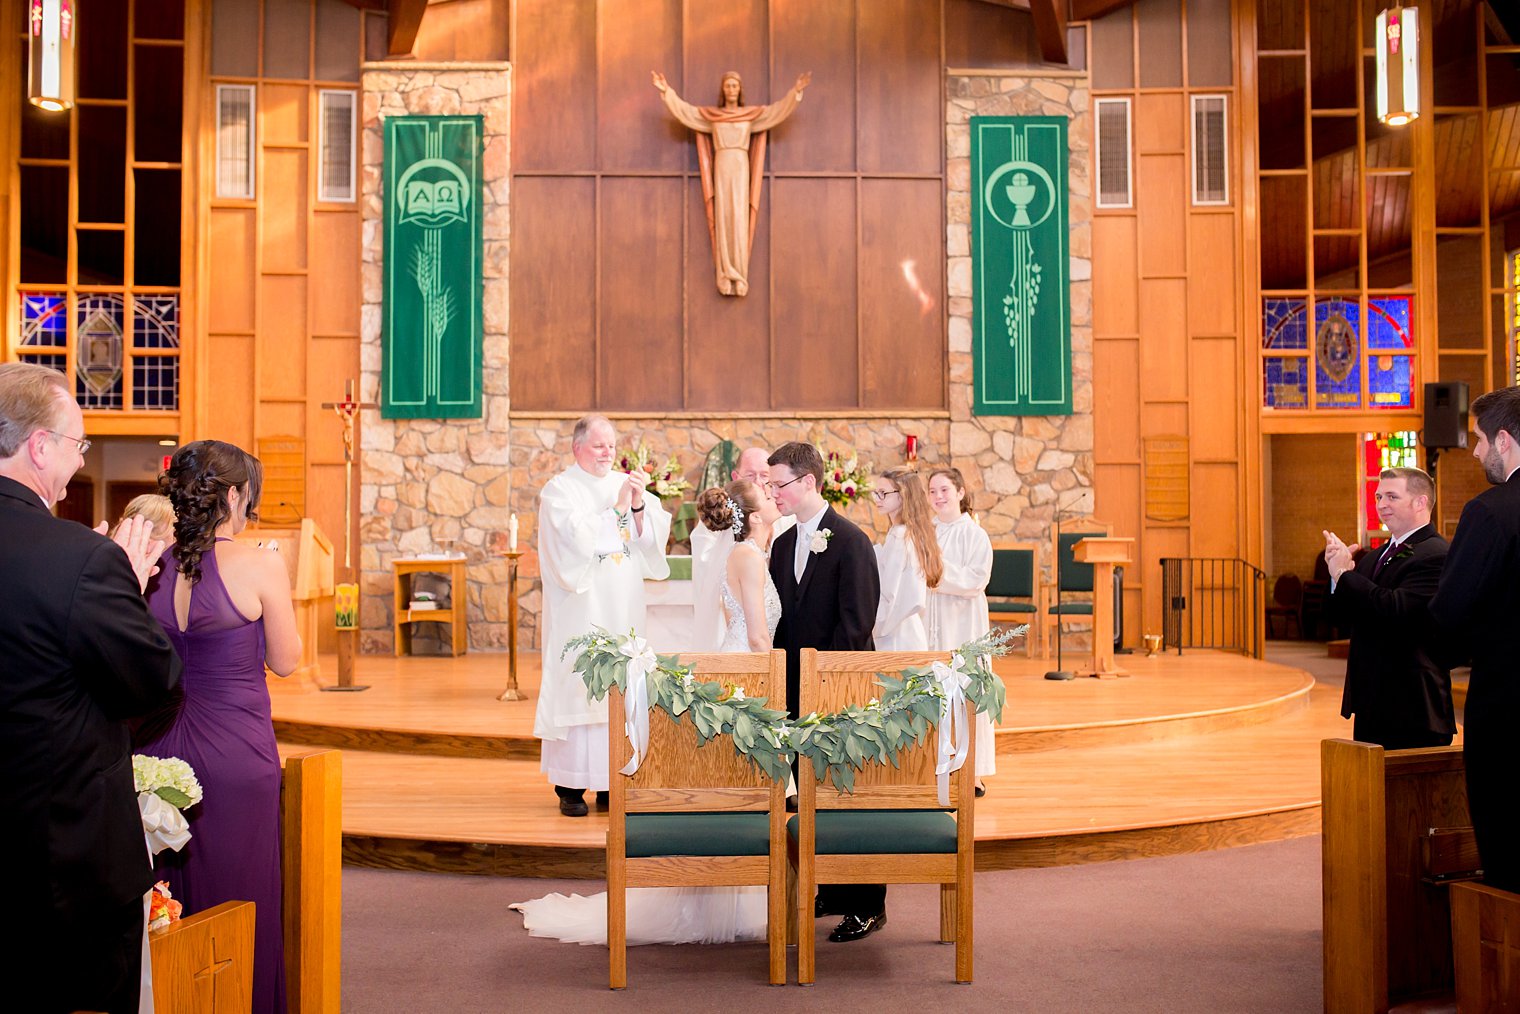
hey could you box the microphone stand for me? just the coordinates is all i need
[1044,491,1091,681]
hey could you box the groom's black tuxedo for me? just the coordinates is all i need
[769,504,881,717]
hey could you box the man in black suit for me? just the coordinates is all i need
[0,363,181,1013]
[1429,385,1520,894]
[1322,466,1454,749]
[766,441,883,943]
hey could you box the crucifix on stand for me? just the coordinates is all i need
[321,379,378,691]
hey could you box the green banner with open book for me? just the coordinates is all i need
[970,115,1072,416]
[383,115,483,419]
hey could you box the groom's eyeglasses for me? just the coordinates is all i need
[767,474,807,492]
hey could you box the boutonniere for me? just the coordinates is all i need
[1389,544,1415,564]
[810,528,833,554]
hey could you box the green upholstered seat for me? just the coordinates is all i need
[626,812,771,858]
[987,548,1036,600]
[1047,602,1094,615]
[1056,532,1097,592]
[786,811,957,855]
[987,599,1038,613]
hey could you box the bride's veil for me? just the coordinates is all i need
[690,525,735,652]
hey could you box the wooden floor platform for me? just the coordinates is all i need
[272,649,1354,879]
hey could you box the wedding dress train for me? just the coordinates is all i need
[511,542,781,946]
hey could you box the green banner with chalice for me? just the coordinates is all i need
[383,115,483,419]
[970,116,1071,416]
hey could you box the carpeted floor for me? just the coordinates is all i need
[342,835,1324,1012]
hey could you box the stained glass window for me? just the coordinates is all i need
[21,294,67,347]
[1264,356,1308,408]
[75,295,126,410]
[1362,431,1419,545]
[1313,299,1360,409]
[1260,296,1416,411]
[1263,298,1308,350]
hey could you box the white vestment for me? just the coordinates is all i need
[873,525,929,651]
[690,514,792,652]
[534,465,671,788]
[930,514,997,776]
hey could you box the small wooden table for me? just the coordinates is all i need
[1072,536,1133,678]
[393,557,468,656]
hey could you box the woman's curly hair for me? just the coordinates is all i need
[696,481,764,543]
[158,440,263,585]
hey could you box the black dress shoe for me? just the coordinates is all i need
[814,896,837,919]
[595,791,609,810]
[555,786,588,817]
[785,797,798,813]
[975,785,986,798]
[828,912,887,943]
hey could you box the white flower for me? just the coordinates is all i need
[133,754,203,807]
[729,685,746,702]
[810,528,833,554]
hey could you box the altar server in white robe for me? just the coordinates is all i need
[928,467,996,792]
[690,447,793,650]
[870,468,942,651]
[535,415,671,817]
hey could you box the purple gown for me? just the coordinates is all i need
[137,540,286,1013]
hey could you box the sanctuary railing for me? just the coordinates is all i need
[1159,557,1267,659]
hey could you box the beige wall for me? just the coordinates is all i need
[1268,433,1357,581]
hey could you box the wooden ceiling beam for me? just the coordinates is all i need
[1030,0,1069,64]
[387,0,429,58]
[1071,0,1136,21]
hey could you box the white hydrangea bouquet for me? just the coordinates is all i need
[133,754,203,857]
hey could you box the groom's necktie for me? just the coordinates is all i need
[1372,541,1398,579]
[794,523,809,584]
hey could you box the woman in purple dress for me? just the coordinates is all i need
[136,441,300,1014]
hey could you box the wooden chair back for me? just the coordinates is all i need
[800,650,968,811]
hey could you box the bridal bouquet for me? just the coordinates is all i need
[134,754,203,857]
[818,446,872,506]
[617,441,691,500]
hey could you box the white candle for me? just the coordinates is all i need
[508,513,519,551]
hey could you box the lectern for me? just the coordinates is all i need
[1071,536,1133,678]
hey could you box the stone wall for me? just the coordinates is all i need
[358,62,513,653]
[355,64,1095,655]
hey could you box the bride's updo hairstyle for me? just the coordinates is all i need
[696,480,764,543]
[159,440,264,585]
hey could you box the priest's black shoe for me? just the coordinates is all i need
[828,912,887,942]
[555,786,588,817]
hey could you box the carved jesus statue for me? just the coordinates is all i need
[652,70,811,297]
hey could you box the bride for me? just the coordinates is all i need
[511,480,781,945]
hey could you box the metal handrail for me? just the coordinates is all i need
[1159,557,1268,659]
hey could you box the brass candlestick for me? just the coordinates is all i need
[493,547,527,702]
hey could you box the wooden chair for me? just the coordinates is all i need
[790,649,974,985]
[607,650,789,989]
[987,542,1042,657]
[1041,521,1112,658]
[1264,573,1303,639]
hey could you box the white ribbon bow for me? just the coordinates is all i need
[619,636,659,775]
[931,653,972,806]
[139,791,191,856]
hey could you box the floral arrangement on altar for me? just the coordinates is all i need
[818,446,872,506]
[563,626,1022,793]
[617,441,691,500]
[134,753,203,857]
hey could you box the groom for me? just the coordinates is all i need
[766,442,885,943]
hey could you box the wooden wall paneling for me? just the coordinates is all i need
[1141,399,1188,437]
[1094,459,1143,639]
[1138,155,1187,276]
[1189,337,1239,461]
[684,177,770,409]
[1136,92,1185,155]
[410,0,511,63]
[1138,279,1188,400]
[1093,337,1141,462]
[858,178,943,408]
[305,460,346,652]
[597,0,683,173]
[856,0,941,176]
[684,0,769,179]
[1190,463,1240,556]
[261,400,306,440]
[769,176,857,407]
[261,149,310,272]
[510,0,597,171]
[209,208,257,333]
[943,0,1039,72]
[208,333,256,447]
[261,81,310,145]
[509,177,596,410]
[1187,213,1237,334]
[597,176,684,410]
[1139,524,1189,641]
[259,275,309,399]
[1136,0,1182,89]
[306,338,357,463]
[1088,5,1134,90]
[1092,215,1139,335]
[309,211,359,337]
[1186,0,1233,88]
[767,0,856,172]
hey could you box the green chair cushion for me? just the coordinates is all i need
[987,549,1036,599]
[786,810,957,855]
[1048,602,1094,615]
[987,600,1038,613]
[625,812,770,858]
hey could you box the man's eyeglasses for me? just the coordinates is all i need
[46,430,91,455]
[766,474,807,492]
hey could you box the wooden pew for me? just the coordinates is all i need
[150,901,256,1012]
[1450,881,1520,1012]
[282,750,343,1014]
[1321,740,1474,1012]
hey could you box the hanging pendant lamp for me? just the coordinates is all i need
[1375,6,1420,127]
[27,0,77,113]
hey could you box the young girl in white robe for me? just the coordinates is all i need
[870,468,942,651]
[928,468,996,793]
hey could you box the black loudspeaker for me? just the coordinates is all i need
[1424,382,1470,449]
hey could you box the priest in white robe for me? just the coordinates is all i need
[534,415,671,816]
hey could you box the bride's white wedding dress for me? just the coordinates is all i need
[512,541,781,946]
